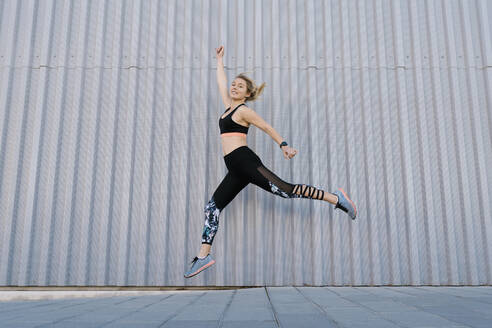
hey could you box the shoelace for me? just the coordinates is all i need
[335,201,349,213]
[190,255,209,264]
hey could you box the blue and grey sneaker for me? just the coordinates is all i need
[184,254,216,278]
[333,188,357,220]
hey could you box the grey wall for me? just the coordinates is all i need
[0,0,491,286]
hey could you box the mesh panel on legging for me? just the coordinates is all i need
[256,165,325,200]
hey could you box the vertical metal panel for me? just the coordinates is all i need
[0,0,491,286]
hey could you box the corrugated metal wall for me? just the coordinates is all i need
[0,0,491,286]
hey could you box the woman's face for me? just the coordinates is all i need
[230,78,250,100]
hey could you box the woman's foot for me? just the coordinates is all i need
[333,188,357,220]
[184,254,216,278]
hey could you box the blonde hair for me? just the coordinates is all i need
[235,73,266,102]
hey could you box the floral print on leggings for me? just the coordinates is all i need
[268,181,293,198]
[201,197,221,245]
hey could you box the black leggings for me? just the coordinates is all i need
[202,146,327,245]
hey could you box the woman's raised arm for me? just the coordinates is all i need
[216,46,231,109]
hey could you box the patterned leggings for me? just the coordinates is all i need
[202,146,327,245]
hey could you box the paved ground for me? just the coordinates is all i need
[0,287,491,327]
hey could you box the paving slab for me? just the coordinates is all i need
[0,287,491,328]
[221,321,277,328]
[379,310,466,327]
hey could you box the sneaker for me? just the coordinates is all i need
[184,254,215,278]
[333,188,357,220]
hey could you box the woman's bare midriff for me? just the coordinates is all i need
[221,133,247,156]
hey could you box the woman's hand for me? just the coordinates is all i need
[215,46,224,60]
[282,145,298,160]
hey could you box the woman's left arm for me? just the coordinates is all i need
[241,108,298,159]
[241,108,283,146]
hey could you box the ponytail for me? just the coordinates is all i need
[235,73,266,102]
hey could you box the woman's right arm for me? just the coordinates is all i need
[216,46,231,108]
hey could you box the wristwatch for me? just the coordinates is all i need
[280,141,288,148]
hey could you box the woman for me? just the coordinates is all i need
[184,46,357,278]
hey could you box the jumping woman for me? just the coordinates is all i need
[184,46,357,278]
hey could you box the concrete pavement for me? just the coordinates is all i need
[0,287,491,327]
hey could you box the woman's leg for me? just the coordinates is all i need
[199,171,249,257]
[248,163,339,204]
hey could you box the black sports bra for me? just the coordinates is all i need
[219,103,249,135]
